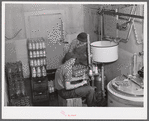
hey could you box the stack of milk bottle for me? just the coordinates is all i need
[27,38,47,78]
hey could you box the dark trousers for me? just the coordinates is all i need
[58,85,97,106]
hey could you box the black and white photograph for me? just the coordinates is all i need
[1,1,147,120]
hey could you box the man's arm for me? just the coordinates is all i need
[71,75,88,82]
[65,80,87,90]
[65,73,89,82]
[68,40,78,53]
[64,73,88,90]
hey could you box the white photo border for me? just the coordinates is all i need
[2,1,148,120]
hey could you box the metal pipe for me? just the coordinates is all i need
[101,63,105,97]
[118,5,136,31]
[100,13,103,41]
[120,5,137,43]
[100,9,144,19]
[133,53,137,76]
[124,5,137,42]
[87,34,91,65]
[126,7,137,42]
[92,76,94,87]
[98,6,103,41]
[123,74,144,89]
[115,9,118,39]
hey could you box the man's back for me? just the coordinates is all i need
[54,59,74,90]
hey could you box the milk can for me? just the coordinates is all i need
[94,72,106,92]
[94,74,102,92]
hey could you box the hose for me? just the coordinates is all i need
[5,29,22,40]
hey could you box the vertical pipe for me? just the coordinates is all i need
[133,53,137,76]
[92,76,94,87]
[100,14,103,41]
[115,9,118,39]
[125,5,137,41]
[87,34,91,65]
[101,63,105,97]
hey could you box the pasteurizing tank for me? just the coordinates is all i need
[107,75,144,107]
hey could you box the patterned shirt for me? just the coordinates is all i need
[54,59,73,90]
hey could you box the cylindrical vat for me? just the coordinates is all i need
[107,81,143,107]
[91,41,118,63]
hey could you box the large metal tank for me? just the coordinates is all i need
[107,76,144,107]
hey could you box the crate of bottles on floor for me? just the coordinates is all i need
[10,96,31,106]
[48,79,57,101]
[5,61,31,106]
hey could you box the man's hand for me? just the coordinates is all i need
[82,80,88,85]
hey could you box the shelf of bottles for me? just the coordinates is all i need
[28,38,47,78]
[27,37,49,103]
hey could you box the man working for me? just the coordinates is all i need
[55,58,103,107]
[62,32,88,66]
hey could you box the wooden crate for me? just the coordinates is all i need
[10,96,31,106]
[32,90,49,103]
[5,61,27,105]
[58,95,82,107]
